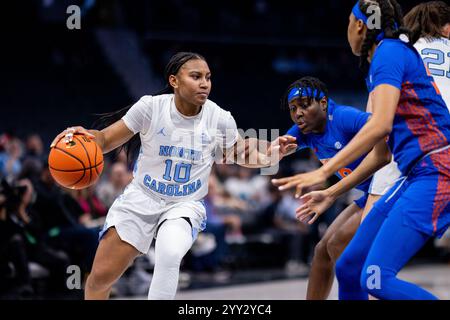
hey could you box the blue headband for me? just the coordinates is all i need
[288,87,326,102]
[352,2,368,24]
[351,1,398,42]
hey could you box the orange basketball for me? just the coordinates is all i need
[48,134,104,189]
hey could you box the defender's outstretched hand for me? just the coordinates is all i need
[268,135,297,160]
[295,189,336,224]
[233,135,297,168]
[50,126,96,148]
[271,168,327,198]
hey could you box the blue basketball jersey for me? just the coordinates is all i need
[286,99,371,192]
[366,39,450,176]
[366,39,450,238]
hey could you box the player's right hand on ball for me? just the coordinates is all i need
[50,126,96,148]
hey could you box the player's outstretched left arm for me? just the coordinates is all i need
[224,135,297,168]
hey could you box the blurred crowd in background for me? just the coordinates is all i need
[0,131,365,298]
[2,0,448,299]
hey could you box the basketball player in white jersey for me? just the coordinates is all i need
[50,52,297,300]
[404,1,450,109]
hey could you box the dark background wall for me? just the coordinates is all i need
[2,0,425,143]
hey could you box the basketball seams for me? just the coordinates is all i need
[74,135,93,185]
[49,161,104,172]
[68,167,87,188]
[50,146,86,187]
[49,136,103,189]
[52,146,86,169]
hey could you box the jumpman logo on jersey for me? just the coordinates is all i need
[157,127,167,136]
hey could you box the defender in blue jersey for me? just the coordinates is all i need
[286,98,372,194]
[275,76,394,300]
[274,0,450,300]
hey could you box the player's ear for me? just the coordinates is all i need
[169,75,178,89]
[320,97,328,111]
[357,19,366,37]
[442,23,450,39]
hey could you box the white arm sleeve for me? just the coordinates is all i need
[121,96,153,135]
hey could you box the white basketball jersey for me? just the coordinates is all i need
[415,37,450,111]
[122,94,238,203]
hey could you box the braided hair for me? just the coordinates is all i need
[357,0,409,72]
[93,52,206,163]
[280,76,329,110]
[404,1,450,44]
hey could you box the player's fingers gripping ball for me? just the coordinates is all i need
[48,133,103,189]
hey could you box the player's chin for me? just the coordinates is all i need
[298,124,309,134]
[195,95,208,105]
[352,49,361,57]
[300,128,311,134]
[350,44,362,57]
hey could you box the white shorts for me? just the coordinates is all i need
[99,183,207,254]
[369,158,402,195]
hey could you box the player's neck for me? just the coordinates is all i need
[312,121,326,134]
[367,43,377,63]
[174,95,202,117]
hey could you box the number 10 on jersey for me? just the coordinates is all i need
[163,160,192,183]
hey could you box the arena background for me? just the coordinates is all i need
[1,0,448,300]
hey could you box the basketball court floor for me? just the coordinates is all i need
[124,264,449,300]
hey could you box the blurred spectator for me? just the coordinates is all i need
[0,179,33,298]
[224,166,253,200]
[189,172,246,273]
[19,134,47,183]
[209,171,248,240]
[224,166,270,211]
[273,187,311,274]
[0,137,24,181]
[97,161,131,208]
[24,134,47,166]
[16,178,71,294]
[32,167,98,275]
[70,186,107,228]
